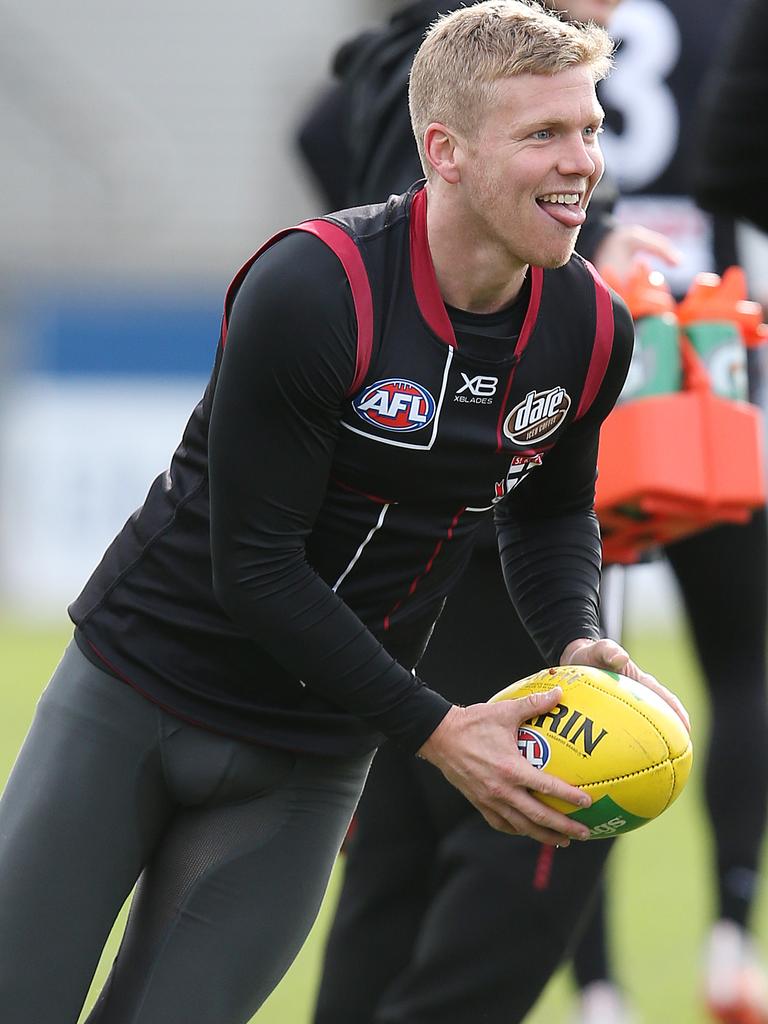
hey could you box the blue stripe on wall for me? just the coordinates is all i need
[27,294,223,376]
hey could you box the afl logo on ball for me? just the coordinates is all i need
[503,387,571,445]
[517,727,550,770]
[353,378,436,432]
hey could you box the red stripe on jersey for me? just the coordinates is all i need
[331,477,392,505]
[383,506,466,630]
[409,188,457,349]
[84,639,237,741]
[494,266,544,452]
[575,260,614,420]
[221,221,374,399]
[533,843,555,891]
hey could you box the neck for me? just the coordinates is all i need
[424,181,529,314]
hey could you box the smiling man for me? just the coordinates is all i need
[0,4,687,1024]
[307,5,688,1024]
[420,66,604,298]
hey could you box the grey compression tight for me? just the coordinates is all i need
[0,641,372,1024]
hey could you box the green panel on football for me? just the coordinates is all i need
[568,794,650,839]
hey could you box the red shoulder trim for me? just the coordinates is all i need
[408,188,546,356]
[409,188,457,348]
[513,265,544,361]
[299,220,374,396]
[575,260,614,420]
[221,221,374,398]
[493,267,543,452]
[221,228,295,347]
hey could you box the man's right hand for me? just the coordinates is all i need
[417,689,592,846]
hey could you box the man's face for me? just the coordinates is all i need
[456,67,605,270]
[548,0,621,29]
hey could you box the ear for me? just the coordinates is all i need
[423,122,463,184]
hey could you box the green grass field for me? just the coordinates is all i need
[1,617,766,1023]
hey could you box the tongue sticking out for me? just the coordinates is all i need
[537,198,586,228]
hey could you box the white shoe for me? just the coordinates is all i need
[572,981,637,1024]
[704,919,768,1024]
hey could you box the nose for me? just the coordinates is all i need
[557,133,600,180]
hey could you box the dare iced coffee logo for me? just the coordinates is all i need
[503,387,571,445]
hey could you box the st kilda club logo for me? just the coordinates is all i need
[492,452,543,503]
[517,727,550,770]
[503,386,571,445]
[353,378,437,433]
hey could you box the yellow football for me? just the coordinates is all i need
[489,665,693,839]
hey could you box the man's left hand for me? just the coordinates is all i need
[560,637,690,733]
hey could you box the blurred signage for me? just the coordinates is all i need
[0,291,220,613]
[0,377,207,613]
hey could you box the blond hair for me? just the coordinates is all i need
[408,0,614,174]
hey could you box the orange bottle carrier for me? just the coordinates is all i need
[595,264,766,564]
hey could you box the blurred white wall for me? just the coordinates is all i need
[0,0,382,616]
[0,0,379,285]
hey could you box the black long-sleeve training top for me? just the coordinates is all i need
[70,186,633,757]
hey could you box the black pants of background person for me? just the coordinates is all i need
[573,507,768,994]
[314,509,768,1024]
[313,539,613,1024]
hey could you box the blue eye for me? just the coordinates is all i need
[533,129,552,141]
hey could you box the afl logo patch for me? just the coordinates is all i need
[504,387,571,445]
[353,378,436,433]
[517,727,550,770]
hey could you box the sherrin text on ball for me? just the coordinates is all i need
[489,665,693,839]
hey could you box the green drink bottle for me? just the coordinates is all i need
[677,268,750,402]
[603,263,681,402]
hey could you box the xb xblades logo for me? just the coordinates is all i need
[454,373,498,405]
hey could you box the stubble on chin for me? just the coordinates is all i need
[534,234,580,270]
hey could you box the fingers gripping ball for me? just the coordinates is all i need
[489,666,693,839]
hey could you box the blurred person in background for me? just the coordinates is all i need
[301,2,768,1023]
[0,5,670,1023]
[574,1,768,1020]
[693,0,768,238]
